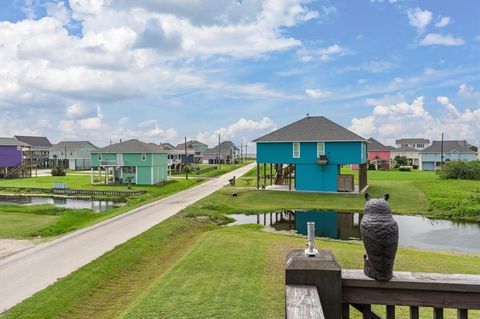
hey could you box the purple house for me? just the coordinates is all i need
[0,137,30,177]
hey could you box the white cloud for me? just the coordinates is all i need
[66,103,99,119]
[305,88,331,98]
[196,117,276,146]
[298,43,347,62]
[339,59,398,73]
[419,33,465,46]
[458,83,477,97]
[407,7,432,33]
[349,96,480,146]
[435,16,450,28]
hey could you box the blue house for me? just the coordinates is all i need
[419,140,477,171]
[253,116,368,192]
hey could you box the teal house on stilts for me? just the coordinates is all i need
[253,116,368,193]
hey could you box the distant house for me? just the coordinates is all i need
[391,145,420,166]
[175,140,208,163]
[0,137,32,178]
[90,139,168,185]
[367,138,395,170]
[203,141,240,164]
[419,140,478,171]
[14,135,52,168]
[392,138,430,167]
[253,116,368,193]
[395,138,430,150]
[49,141,98,170]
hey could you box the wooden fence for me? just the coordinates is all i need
[285,250,480,319]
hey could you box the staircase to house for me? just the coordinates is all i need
[4,163,33,179]
[275,164,295,185]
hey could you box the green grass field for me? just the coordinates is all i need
[230,166,480,221]
[0,178,201,239]
[4,216,480,319]
[173,162,253,178]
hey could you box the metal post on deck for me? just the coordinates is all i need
[305,222,319,257]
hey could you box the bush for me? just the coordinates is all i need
[438,160,480,180]
[399,166,412,172]
[51,166,66,176]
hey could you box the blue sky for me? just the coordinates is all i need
[0,0,479,149]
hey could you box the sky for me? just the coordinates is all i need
[0,0,479,150]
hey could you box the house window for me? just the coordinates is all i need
[292,143,300,158]
[317,142,325,157]
[141,153,147,161]
[362,143,366,159]
[417,144,424,148]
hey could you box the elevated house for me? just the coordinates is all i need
[49,141,98,170]
[419,140,478,171]
[253,116,368,193]
[175,140,208,163]
[0,137,32,178]
[366,138,395,170]
[392,138,430,167]
[14,135,52,168]
[90,139,168,185]
[203,141,240,164]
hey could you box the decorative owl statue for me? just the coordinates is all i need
[360,193,399,281]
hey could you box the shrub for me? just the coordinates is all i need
[438,160,480,180]
[51,166,66,176]
[399,166,411,172]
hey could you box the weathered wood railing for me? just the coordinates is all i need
[285,250,480,319]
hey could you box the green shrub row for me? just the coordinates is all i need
[438,160,480,180]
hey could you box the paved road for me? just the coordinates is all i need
[0,163,255,311]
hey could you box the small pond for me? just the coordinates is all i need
[0,195,125,213]
[227,211,480,253]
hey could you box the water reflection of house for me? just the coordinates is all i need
[294,211,362,240]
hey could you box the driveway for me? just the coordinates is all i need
[0,162,255,312]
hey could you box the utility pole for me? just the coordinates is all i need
[184,137,188,178]
[240,142,243,162]
[441,133,444,169]
[245,143,248,160]
[218,134,221,168]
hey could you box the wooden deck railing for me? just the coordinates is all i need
[285,250,480,319]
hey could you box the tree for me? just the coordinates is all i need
[394,155,408,167]
[184,164,193,180]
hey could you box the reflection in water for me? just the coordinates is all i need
[0,195,124,213]
[227,210,480,253]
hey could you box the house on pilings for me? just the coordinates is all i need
[90,139,168,185]
[252,116,368,193]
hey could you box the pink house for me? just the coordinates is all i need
[352,138,394,170]
[367,138,395,170]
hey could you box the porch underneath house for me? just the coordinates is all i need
[256,162,367,193]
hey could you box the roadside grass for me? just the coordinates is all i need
[5,218,480,319]
[173,161,253,178]
[0,179,201,239]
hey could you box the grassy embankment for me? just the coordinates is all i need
[0,175,201,239]
[199,166,480,221]
[4,216,480,319]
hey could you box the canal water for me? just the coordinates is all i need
[0,195,124,213]
[227,211,480,253]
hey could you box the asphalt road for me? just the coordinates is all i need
[0,162,256,311]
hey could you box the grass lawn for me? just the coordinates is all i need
[0,178,201,239]
[173,161,253,178]
[231,166,480,221]
[5,216,480,319]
